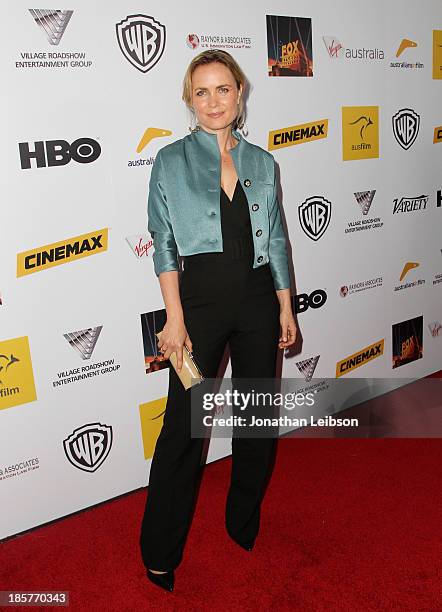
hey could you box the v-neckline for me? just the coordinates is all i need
[221,179,239,204]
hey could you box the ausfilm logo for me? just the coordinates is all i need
[390,38,424,70]
[127,127,172,168]
[0,336,37,411]
[339,276,383,298]
[116,15,166,73]
[345,191,383,235]
[53,326,121,388]
[185,32,252,50]
[16,10,93,70]
[323,36,384,61]
[342,106,379,161]
[63,423,113,473]
[19,138,101,169]
[393,194,428,214]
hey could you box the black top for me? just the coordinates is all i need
[220,180,254,260]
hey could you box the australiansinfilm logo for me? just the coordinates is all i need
[16,9,93,69]
[127,126,172,168]
[116,14,166,73]
[19,137,101,170]
[63,423,113,473]
[345,190,383,234]
[53,326,121,388]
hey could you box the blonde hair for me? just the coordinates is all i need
[182,49,247,130]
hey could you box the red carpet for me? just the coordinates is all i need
[1,438,441,611]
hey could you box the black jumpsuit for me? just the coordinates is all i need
[140,179,281,571]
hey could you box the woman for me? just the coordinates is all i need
[140,49,297,592]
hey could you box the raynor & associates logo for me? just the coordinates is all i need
[116,15,166,73]
[17,229,108,277]
[336,339,384,378]
[185,31,252,50]
[323,36,384,61]
[342,106,379,161]
[339,276,383,298]
[16,9,93,70]
[63,423,113,473]
[268,119,328,151]
[0,336,37,411]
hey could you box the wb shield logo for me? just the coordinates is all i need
[392,109,420,150]
[63,422,113,473]
[116,14,166,73]
[299,196,332,241]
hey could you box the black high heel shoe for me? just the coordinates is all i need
[227,531,255,552]
[146,569,175,592]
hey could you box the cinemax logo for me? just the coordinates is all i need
[63,422,113,473]
[19,138,101,169]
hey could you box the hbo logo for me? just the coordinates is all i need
[294,289,327,314]
[19,138,101,169]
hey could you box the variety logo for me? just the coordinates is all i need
[185,32,252,50]
[323,36,384,60]
[116,14,166,73]
[64,327,103,360]
[342,106,379,160]
[393,195,428,214]
[433,30,442,79]
[293,289,327,314]
[29,9,73,45]
[17,228,108,277]
[433,126,442,143]
[390,38,423,69]
[63,423,113,473]
[0,336,37,411]
[339,277,383,297]
[126,235,153,258]
[295,356,319,382]
[298,196,332,241]
[336,339,384,378]
[268,119,328,151]
[392,109,420,150]
[17,10,93,70]
[19,138,101,169]
[428,321,442,337]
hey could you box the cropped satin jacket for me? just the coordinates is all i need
[147,126,291,290]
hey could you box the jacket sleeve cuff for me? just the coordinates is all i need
[151,231,179,276]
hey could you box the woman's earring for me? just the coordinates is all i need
[189,111,200,133]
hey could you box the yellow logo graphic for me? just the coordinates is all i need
[139,397,166,459]
[433,30,442,79]
[342,106,379,161]
[17,228,108,277]
[268,119,328,151]
[396,38,417,57]
[336,339,384,378]
[0,336,37,410]
[399,261,419,281]
[433,126,442,143]
[136,127,172,154]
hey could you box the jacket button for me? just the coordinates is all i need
[256,229,262,237]
[244,179,251,187]
[252,204,259,211]
[209,238,217,243]
[257,256,263,263]
[208,210,216,216]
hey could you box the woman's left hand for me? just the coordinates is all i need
[278,307,297,349]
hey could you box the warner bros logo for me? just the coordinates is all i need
[63,422,113,472]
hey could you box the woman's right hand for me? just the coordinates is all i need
[157,317,193,372]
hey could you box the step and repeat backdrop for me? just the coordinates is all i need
[1,0,441,539]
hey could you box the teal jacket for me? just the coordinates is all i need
[147,126,291,290]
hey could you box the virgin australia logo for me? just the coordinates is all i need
[298,196,332,241]
[116,14,166,73]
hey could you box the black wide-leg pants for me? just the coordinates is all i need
[139,249,281,571]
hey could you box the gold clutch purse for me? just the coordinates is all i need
[155,331,205,390]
